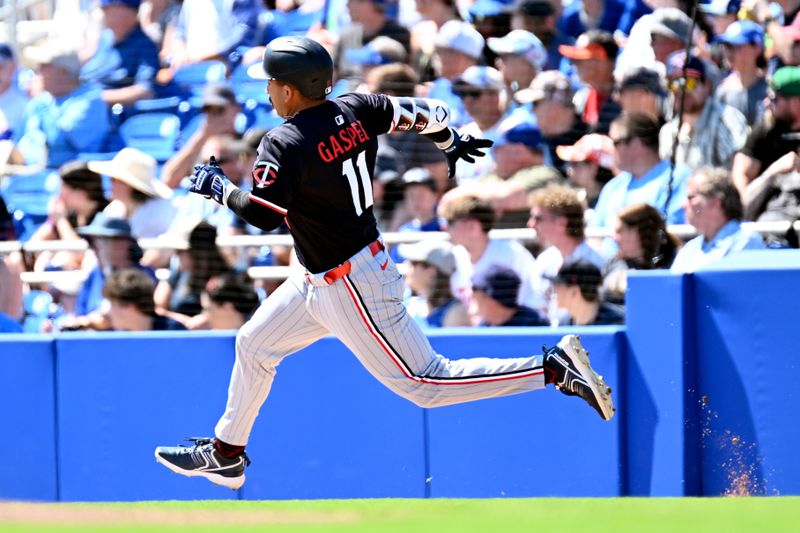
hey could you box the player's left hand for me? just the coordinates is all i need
[443,132,494,179]
[190,156,230,205]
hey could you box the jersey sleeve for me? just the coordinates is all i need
[337,92,395,138]
[247,133,295,216]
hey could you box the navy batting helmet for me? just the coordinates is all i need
[247,36,333,99]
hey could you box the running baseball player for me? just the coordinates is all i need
[154,36,614,490]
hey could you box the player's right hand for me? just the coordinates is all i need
[443,132,494,179]
[190,156,230,205]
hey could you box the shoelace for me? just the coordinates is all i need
[181,437,252,467]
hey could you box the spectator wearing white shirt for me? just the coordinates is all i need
[439,194,547,316]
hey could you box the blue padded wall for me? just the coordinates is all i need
[0,335,57,501]
[242,336,426,500]
[425,328,623,497]
[625,271,698,496]
[692,251,800,496]
[55,332,239,501]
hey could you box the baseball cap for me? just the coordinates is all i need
[471,267,521,308]
[345,36,408,66]
[616,66,666,96]
[715,20,764,47]
[0,43,14,63]
[76,213,133,239]
[397,239,457,275]
[513,0,555,17]
[434,20,485,60]
[100,0,142,8]
[516,69,574,104]
[487,30,547,70]
[201,83,238,109]
[401,167,436,191]
[547,259,603,288]
[698,0,740,16]
[665,51,707,81]
[771,66,800,97]
[25,42,82,77]
[493,117,545,153]
[556,134,616,169]
[558,31,616,61]
[650,8,693,44]
[453,65,505,95]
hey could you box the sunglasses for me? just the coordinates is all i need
[453,87,492,100]
[667,77,700,94]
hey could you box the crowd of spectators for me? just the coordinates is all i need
[1,0,799,334]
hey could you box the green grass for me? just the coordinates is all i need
[2,497,800,533]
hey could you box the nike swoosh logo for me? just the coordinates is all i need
[380,259,389,270]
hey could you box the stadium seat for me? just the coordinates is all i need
[1,170,60,217]
[119,113,181,162]
[172,60,228,95]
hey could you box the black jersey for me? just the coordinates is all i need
[248,93,396,273]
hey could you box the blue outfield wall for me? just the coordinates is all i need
[1,249,799,500]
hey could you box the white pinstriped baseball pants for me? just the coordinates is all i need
[215,239,546,446]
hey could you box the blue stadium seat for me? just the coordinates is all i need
[119,113,181,162]
[1,170,60,218]
[172,60,228,95]
[230,62,270,106]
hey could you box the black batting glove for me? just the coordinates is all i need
[442,131,494,179]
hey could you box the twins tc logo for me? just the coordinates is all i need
[253,161,279,188]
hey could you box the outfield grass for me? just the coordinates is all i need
[2,497,799,533]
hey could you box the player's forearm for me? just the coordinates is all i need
[225,187,286,232]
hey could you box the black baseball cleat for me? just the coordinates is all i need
[544,335,615,421]
[154,437,250,490]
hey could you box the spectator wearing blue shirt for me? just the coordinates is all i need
[62,214,155,330]
[81,0,162,106]
[557,0,652,41]
[671,167,766,273]
[0,43,29,141]
[15,45,110,168]
[591,112,689,230]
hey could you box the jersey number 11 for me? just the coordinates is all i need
[343,152,374,216]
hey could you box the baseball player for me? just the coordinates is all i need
[154,37,614,490]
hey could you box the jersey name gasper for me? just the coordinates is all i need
[318,119,371,162]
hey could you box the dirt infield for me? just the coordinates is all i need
[0,502,359,526]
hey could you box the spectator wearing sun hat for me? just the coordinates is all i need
[714,20,768,124]
[90,148,177,239]
[426,20,486,128]
[556,133,616,207]
[14,42,111,168]
[487,29,547,93]
[559,30,622,133]
[659,51,747,172]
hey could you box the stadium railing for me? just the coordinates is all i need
[2,220,798,285]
